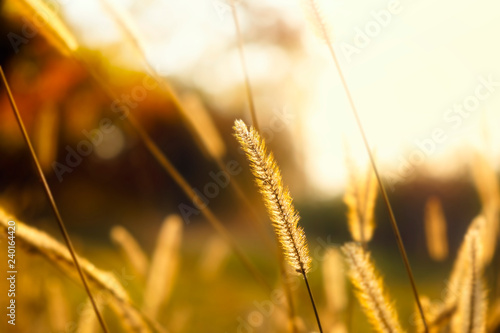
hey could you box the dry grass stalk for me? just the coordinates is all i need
[0,66,108,332]
[470,152,500,265]
[14,0,79,53]
[143,215,183,319]
[344,150,378,246]
[342,243,404,333]
[234,119,322,332]
[107,298,153,333]
[452,222,487,333]
[471,152,500,210]
[181,92,227,159]
[431,217,487,332]
[424,197,449,261]
[301,0,333,44]
[111,225,149,280]
[445,216,486,308]
[323,247,347,314]
[0,209,164,333]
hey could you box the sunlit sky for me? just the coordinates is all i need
[55,0,500,196]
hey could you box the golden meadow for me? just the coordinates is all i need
[0,0,499,332]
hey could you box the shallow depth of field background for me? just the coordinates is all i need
[0,0,499,332]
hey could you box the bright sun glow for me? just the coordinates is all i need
[59,0,500,196]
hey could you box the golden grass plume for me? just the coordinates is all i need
[451,220,487,333]
[111,225,150,281]
[143,215,183,319]
[470,151,500,264]
[302,0,334,44]
[233,119,311,274]
[344,150,378,245]
[424,196,449,261]
[342,242,404,333]
[444,216,486,308]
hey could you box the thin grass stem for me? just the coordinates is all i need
[302,270,323,333]
[307,2,428,331]
[0,66,109,333]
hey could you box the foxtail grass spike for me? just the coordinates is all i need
[234,119,323,333]
[452,220,487,333]
[0,67,109,333]
[344,149,378,246]
[470,152,500,265]
[444,216,486,309]
[234,119,310,274]
[342,243,405,333]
